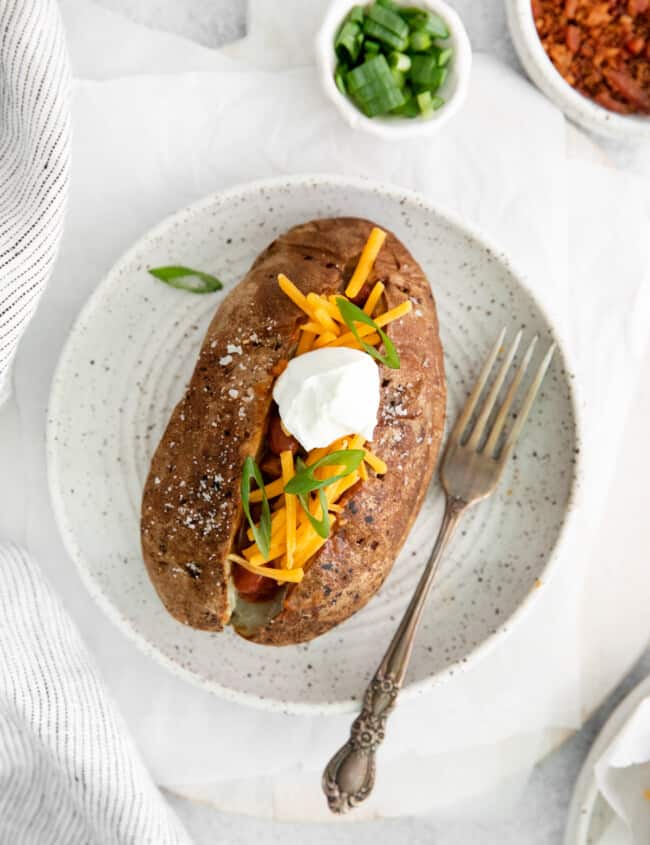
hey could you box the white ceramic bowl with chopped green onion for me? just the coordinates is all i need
[316,0,472,138]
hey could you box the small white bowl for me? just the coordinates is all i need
[315,0,472,139]
[505,0,650,139]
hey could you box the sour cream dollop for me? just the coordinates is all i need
[272,348,380,452]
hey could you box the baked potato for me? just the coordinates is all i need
[140,217,446,645]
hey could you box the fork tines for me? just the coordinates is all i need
[452,329,555,462]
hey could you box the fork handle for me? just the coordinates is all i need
[322,496,466,814]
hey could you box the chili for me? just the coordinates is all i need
[533,0,650,114]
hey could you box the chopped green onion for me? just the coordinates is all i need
[409,53,437,87]
[402,9,449,38]
[148,265,223,293]
[297,488,331,539]
[285,450,366,495]
[347,4,365,24]
[425,11,450,38]
[392,94,420,117]
[286,449,365,539]
[335,64,347,94]
[416,90,444,116]
[362,18,409,51]
[361,90,406,117]
[331,2,452,122]
[292,449,366,538]
[335,20,363,63]
[376,0,402,11]
[366,3,410,39]
[438,47,453,66]
[336,296,401,369]
[431,66,448,91]
[416,89,433,115]
[388,51,411,71]
[409,55,447,92]
[408,30,432,52]
[241,457,272,560]
[346,54,389,90]
[391,67,405,88]
[346,54,406,116]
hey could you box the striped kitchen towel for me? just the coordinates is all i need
[0,2,192,842]
[0,544,192,844]
[0,0,70,403]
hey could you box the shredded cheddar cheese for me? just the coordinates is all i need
[278,273,309,312]
[363,449,387,476]
[227,553,304,584]
[363,281,385,316]
[249,477,285,503]
[237,226,413,587]
[299,320,326,334]
[312,331,339,349]
[296,329,316,355]
[345,227,387,298]
[281,450,297,570]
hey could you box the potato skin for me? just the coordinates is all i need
[141,217,446,643]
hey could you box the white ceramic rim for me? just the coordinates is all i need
[47,172,584,715]
[505,0,650,139]
[315,0,472,139]
[564,673,650,845]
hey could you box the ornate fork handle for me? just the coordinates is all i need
[322,496,466,814]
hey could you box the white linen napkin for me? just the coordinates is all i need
[3,0,650,825]
[0,2,192,841]
[0,543,191,844]
[595,699,650,844]
[0,0,70,403]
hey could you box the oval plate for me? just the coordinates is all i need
[47,175,579,713]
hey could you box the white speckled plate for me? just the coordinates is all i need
[47,174,579,714]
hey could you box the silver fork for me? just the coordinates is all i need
[322,328,556,814]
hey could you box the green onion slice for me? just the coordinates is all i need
[366,3,409,39]
[402,8,449,38]
[241,456,272,560]
[416,90,445,116]
[334,64,347,94]
[438,47,453,67]
[297,489,331,539]
[409,54,439,88]
[336,297,401,369]
[148,265,223,293]
[289,451,366,539]
[346,54,406,115]
[392,94,419,117]
[347,4,365,24]
[285,451,366,496]
[376,0,402,11]
[409,30,432,52]
[332,3,453,122]
[362,18,408,51]
[388,51,412,71]
[335,20,363,63]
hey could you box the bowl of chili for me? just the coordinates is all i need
[316,0,472,138]
[506,0,650,138]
